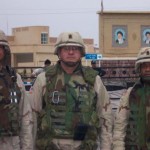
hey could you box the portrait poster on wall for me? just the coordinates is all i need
[112,25,128,47]
[141,26,150,46]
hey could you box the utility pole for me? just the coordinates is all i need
[6,16,9,35]
[101,0,103,14]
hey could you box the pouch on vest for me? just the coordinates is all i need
[0,66,21,136]
[73,123,89,141]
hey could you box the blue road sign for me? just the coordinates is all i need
[85,53,102,60]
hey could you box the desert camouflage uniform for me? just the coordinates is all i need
[0,29,33,150]
[20,73,34,150]
[112,87,131,150]
[113,47,150,150]
[0,73,33,150]
[113,82,150,150]
[31,32,112,150]
[31,69,112,150]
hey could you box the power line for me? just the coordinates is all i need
[0,5,150,16]
[0,7,98,11]
[0,10,97,16]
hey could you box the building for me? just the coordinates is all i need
[7,26,95,67]
[96,11,150,113]
[96,11,150,81]
[97,11,150,57]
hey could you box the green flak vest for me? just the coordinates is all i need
[125,79,150,150]
[0,67,21,136]
[36,63,100,150]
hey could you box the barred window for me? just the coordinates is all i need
[41,33,48,44]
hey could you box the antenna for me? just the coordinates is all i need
[101,0,104,14]
[6,16,8,35]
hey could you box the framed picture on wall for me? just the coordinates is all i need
[112,25,128,47]
[141,26,150,46]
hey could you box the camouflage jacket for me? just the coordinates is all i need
[0,73,32,150]
[112,87,131,150]
[113,79,150,150]
[32,64,112,150]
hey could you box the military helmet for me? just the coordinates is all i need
[0,29,11,66]
[54,32,85,56]
[0,29,9,46]
[135,47,150,73]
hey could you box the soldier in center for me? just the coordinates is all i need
[32,32,112,150]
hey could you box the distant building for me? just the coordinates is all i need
[96,11,150,80]
[7,26,95,67]
[96,11,150,115]
[97,11,150,57]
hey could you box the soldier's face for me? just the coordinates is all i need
[59,46,82,63]
[140,62,150,77]
[0,47,4,61]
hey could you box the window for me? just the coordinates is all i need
[41,33,48,44]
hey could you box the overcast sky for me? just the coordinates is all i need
[0,0,150,47]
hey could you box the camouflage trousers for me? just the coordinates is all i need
[36,139,81,150]
[0,136,20,150]
[36,138,100,150]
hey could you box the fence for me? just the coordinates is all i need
[14,65,139,115]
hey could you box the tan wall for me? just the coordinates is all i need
[98,11,150,57]
[12,26,49,45]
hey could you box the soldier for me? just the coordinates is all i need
[31,59,51,78]
[32,32,112,150]
[91,60,106,77]
[0,29,33,150]
[113,47,150,150]
[44,59,51,68]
